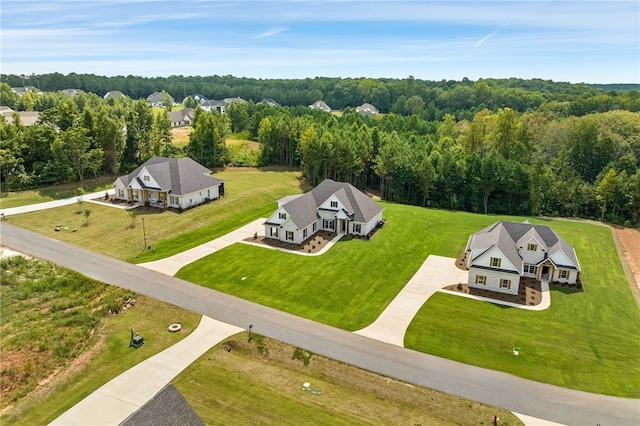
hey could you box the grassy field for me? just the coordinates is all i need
[0,258,201,425]
[227,138,262,167]
[177,203,640,397]
[0,177,114,210]
[6,168,307,263]
[405,219,640,397]
[174,335,522,425]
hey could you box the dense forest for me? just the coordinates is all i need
[1,74,639,226]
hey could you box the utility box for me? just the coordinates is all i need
[130,328,145,349]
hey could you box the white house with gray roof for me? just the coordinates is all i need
[264,179,383,244]
[113,157,224,209]
[465,221,581,295]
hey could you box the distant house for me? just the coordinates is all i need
[168,108,195,127]
[260,98,280,107]
[0,106,40,126]
[264,179,384,244]
[113,156,225,209]
[200,99,226,113]
[309,100,331,112]
[223,97,246,105]
[11,86,43,96]
[355,103,379,117]
[61,88,83,96]
[104,91,125,100]
[465,221,581,295]
[147,91,175,108]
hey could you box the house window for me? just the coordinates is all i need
[323,219,335,230]
[475,275,487,285]
[286,231,294,241]
[313,222,317,232]
[524,264,536,274]
[279,212,287,220]
[143,175,150,181]
[133,190,139,200]
[118,189,124,198]
[559,270,570,279]
[490,257,502,268]
[170,195,178,205]
[528,243,538,251]
[500,279,511,289]
[271,227,278,237]
[330,201,338,208]
[353,224,362,233]
[303,229,308,239]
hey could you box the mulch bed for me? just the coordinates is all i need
[444,277,543,306]
[245,231,337,254]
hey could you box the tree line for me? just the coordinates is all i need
[0,77,639,225]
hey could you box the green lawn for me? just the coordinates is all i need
[177,204,640,397]
[0,177,115,209]
[6,168,307,263]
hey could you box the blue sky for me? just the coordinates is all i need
[1,0,638,84]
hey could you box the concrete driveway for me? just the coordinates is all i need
[355,255,468,346]
[50,316,242,426]
[1,189,114,217]
[138,218,265,276]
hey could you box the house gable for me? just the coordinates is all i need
[472,246,519,273]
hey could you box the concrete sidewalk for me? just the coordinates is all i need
[2,189,115,216]
[138,218,266,276]
[50,316,242,426]
[355,255,469,346]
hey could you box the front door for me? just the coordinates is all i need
[541,266,550,280]
[342,220,346,233]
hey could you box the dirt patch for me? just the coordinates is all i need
[614,227,640,295]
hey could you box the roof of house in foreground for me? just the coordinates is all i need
[280,179,383,230]
[120,383,204,426]
[467,221,580,271]
[116,156,223,196]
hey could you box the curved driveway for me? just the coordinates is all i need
[1,223,638,425]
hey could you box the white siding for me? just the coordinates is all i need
[473,247,519,273]
[553,268,577,284]
[468,268,520,295]
[319,195,345,212]
[550,250,575,269]
[363,211,383,235]
[518,238,546,265]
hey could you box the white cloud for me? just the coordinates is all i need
[255,27,288,39]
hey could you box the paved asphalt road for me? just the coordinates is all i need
[1,223,638,425]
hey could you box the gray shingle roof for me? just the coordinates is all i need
[117,156,223,196]
[467,221,580,273]
[282,179,383,230]
[309,100,331,112]
[119,383,204,426]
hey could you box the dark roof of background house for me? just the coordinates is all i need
[116,156,223,196]
[282,179,383,230]
[119,384,204,426]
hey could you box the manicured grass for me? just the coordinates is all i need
[177,203,517,330]
[0,290,200,425]
[0,177,115,209]
[405,220,640,397]
[174,335,522,425]
[7,168,307,263]
[177,204,640,396]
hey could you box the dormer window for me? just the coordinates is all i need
[143,175,150,181]
[279,212,286,220]
[330,201,338,208]
[490,257,501,267]
[527,243,537,251]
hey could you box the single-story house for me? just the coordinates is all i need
[0,107,40,126]
[356,103,379,117]
[200,99,226,113]
[147,91,175,108]
[465,221,581,295]
[264,179,384,244]
[168,108,195,127]
[12,86,43,96]
[113,156,224,209]
[309,100,331,112]
[104,90,125,100]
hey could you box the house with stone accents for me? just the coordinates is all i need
[264,179,383,244]
[113,156,224,209]
[465,221,581,295]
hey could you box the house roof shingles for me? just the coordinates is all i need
[281,179,382,230]
[119,383,205,426]
[467,221,580,273]
[117,156,223,196]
